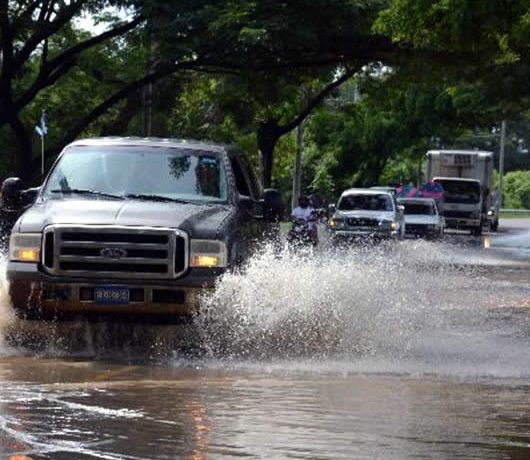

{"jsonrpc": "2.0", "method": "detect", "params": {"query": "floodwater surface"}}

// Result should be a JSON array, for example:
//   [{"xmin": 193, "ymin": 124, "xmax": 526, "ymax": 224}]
[{"xmin": 0, "ymin": 231, "xmax": 529, "ymax": 459}]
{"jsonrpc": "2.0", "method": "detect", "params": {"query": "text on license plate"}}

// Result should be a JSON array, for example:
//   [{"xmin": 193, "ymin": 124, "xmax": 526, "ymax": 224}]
[{"xmin": 94, "ymin": 286, "xmax": 130, "ymax": 304}]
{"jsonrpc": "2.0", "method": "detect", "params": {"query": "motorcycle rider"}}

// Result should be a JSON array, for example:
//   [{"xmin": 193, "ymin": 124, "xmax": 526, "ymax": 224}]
[{"xmin": 289, "ymin": 195, "xmax": 318, "ymax": 245}]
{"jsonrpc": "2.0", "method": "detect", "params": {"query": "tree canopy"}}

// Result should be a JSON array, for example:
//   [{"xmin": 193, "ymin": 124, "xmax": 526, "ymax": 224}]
[{"xmin": 0, "ymin": 0, "xmax": 528, "ymax": 205}]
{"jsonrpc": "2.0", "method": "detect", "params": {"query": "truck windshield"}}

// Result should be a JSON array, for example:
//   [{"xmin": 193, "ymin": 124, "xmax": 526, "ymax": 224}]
[
  {"xmin": 434, "ymin": 179, "xmax": 480, "ymax": 204},
  {"xmin": 44, "ymin": 146, "xmax": 229, "ymax": 203},
  {"xmin": 338, "ymin": 194, "xmax": 393, "ymax": 211},
  {"xmin": 402, "ymin": 203, "xmax": 434, "ymax": 215}
]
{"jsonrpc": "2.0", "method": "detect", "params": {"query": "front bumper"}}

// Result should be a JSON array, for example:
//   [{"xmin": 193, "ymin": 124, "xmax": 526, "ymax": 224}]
[
  {"xmin": 7, "ymin": 262, "xmax": 221, "ymax": 322},
  {"xmin": 404, "ymin": 224, "xmax": 440, "ymax": 237},
  {"xmin": 330, "ymin": 229, "xmax": 400, "ymax": 241},
  {"xmin": 444, "ymin": 217, "xmax": 480, "ymax": 229}
]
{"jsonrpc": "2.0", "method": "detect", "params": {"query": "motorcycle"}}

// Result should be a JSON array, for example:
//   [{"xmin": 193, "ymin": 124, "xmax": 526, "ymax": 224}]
[{"xmin": 286, "ymin": 217, "xmax": 318, "ymax": 248}]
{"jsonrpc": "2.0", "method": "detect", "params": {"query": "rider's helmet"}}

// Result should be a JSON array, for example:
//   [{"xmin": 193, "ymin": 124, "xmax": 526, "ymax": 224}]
[{"xmin": 298, "ymin": 195, "xmax": 309, "ymax": 208}]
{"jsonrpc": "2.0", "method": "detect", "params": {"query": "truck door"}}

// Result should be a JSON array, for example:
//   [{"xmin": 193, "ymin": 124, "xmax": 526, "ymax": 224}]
[{"xmin": 229, "ymin": 156, "xmax": 264, "ymax": 261}]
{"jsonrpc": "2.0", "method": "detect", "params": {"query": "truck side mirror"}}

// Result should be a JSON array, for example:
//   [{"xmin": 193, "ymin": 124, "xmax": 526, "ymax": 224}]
[
  {"xmin": 238, "ymin": 194, "xmax": 257, "ymax": 218},
  {"xmin": 23, "ymin": 187, "xmax": 41, "ymax": 205},
  {"xmin": 327, "ymin": 203, "xmax": 336, "ymax": 215},
  {"xmin": 1, "ymin": 177, "xmax": 25, "ymax": 210},
  {"xmin": 398, "ymin": 205, "xmax": 405, "ymax": 213},
  {"xmin": 262, "ymin": 188, "xmax": 284, "ymax": 222}
]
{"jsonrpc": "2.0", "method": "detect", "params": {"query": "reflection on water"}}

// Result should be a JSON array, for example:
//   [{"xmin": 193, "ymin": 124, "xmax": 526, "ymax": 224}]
[
  {"xmin": 490, "ymin": 230, "xmax": 530, "ymax": 259},
  {"xmin": 0, "ymin": 364, "xmax": 529, "ymax": 460}
]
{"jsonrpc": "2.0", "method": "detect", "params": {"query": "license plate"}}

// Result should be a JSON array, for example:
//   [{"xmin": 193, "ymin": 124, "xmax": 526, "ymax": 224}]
[{"xmin": 94, "ymin": 286, "xmax": 130, "ymax": 304}]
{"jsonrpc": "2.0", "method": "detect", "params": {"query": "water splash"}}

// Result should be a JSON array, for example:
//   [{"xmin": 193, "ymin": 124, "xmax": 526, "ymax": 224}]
[
  {"xmin": 0, "ymin": 255, "xmax": 15, "ymax": 355},
  {"xmin": 1, "ymin": 239, "xmax": 528, "ymax": 377},
  {"xmin": 197, "ymin": 242, "xmax": 477, "ymax": 357}
]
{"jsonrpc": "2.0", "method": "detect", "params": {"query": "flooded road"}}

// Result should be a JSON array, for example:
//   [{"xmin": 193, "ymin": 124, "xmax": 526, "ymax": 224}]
[{"xmin": 0, "ymin": 222, "xmax": 529, "ymax": 459}]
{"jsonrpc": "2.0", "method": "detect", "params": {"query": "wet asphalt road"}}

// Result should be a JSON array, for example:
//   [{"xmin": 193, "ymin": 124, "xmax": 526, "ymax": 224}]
[{"xmin": 0, "ymin": 219, "xmax": 529, "ymax": 459}]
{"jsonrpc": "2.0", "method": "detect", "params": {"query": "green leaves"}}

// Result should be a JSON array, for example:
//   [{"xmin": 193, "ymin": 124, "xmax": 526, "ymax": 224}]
[{"xmin": 504, "ymin": 171, "xmax": 530, "ymax": 209}]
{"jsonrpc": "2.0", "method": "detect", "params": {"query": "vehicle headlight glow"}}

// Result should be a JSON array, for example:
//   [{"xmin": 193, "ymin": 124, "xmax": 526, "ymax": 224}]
[
  {"xmin": 190, "ymin": 240, "xmax": 227, "ymax": 268},
  {"xmin": 9, "ymin": 233, "xmax": 42, "ymax": 262},
  {"xmin": 379, "ymin": 220, "xmax": 397, "ymax": 230},
  {"xmin": 329, "ymin": 218, "xmax": 346, "ymax": 229}
]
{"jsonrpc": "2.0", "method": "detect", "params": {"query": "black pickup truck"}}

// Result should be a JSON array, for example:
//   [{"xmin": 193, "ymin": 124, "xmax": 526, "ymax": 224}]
[{"xmin": 1, "ymin": 137, "xmax": 282, "ymax": 322}]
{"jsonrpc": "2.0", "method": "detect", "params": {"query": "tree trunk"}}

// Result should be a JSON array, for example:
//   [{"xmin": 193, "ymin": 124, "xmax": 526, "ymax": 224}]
[
  {"xmin": 257, "ymin": 121, "xmax": 282, "ymax": 188},
  {"xmin": 7, "ymin": 114, "xmax": 33, "ymax": 182},
  {"xmin": 100, "ymin": 91, "xmax": 142, "ymax": 136}
]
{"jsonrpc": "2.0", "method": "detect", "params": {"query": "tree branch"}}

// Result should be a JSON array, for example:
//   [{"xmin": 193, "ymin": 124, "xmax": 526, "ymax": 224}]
[
  {"xmin": 45, "ymin": 14, "xmax": 145, "ymax": 76},
  {"xmin": 279, "ymin": 66, "xmax": 359, "ymax": 135},
  {"xmin": 15, "ymin": 15, "xmax": 146, "ymax": 110},
  {"xmin": 0, "ymin": 0, "xmax": 13, "ymax": 71},
  {"xmin": 13, "ymin": 0, "xmax": 85, "ymax": 70},
  {"xmin": 38, "ymin": 61, "xmax": 197, "ymax": 165}
]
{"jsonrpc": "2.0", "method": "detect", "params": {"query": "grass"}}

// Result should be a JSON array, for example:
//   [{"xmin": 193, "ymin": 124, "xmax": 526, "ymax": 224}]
[{"xmin": 499, "ymin": 212, "xmax": 530, "ymax": 219}]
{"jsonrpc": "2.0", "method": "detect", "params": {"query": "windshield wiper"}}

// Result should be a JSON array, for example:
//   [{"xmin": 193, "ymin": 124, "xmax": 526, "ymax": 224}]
[
  {"xmin": 50, "ymin": 189, "xmax": 125, "ymax": 200},
  {"xmin": 124, "ymin": 193, "xmax": 191, "ymax": 204}
]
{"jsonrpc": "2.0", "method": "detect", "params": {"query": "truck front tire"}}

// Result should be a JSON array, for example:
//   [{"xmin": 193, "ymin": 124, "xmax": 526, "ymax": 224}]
[{"xmin": 471, "ymin": 226, "xmax": 482, "ymax": 237}]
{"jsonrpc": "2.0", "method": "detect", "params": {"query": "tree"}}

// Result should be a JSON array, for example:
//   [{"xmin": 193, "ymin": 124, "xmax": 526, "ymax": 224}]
[
  {"xmin": 2, "ymin": 0, "xmax": 400, "ymax": 184},
  {"xmin": 503, "ymin": 170, "xmax": 530, "ymax": 209},
  {"xmin": 0, "ymin": 0, "xmax": 151, "ymax": 179},
  {"xmin": 303, "ymin": 73, "xmax": 477, "ymax": 191},
  {"xmin": 374, "ymin": 0, "xmax": 530, "ymax": 114},
  {"xmin": 150, "ymin": 0, "xmax": 397, "ymax": 187}
]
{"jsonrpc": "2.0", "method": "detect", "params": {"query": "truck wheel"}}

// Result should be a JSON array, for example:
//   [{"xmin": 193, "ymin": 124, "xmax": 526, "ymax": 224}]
[
  {"xmin": 471, "ymin": 226, "xmax": 482, "ymax": 237},
  {"xmin": 490, "ymin": 219, "xmax": 499, "ymax": 232}
]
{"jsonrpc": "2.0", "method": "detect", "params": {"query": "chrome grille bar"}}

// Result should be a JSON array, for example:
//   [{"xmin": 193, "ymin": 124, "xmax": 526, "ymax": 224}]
[{"xmin": 42, "ymin": 224, "xmax": 188, "ymax": 279}]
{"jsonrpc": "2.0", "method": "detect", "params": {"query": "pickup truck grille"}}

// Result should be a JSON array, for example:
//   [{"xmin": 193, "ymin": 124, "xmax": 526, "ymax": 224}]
[
  {"xmin": 42, "ymin": 225, "xmax": 188, "ymax": 279},
  {"xmin": 444, "ymin": 210, "xmax": 472, "ymax": 219},
  {"xmin": 405, "ymin": 223, "xmax": 429, "ymax": 234},
  {"xmin": 346, "ymin": 217, "xmax": 379, "ymax": 228}
]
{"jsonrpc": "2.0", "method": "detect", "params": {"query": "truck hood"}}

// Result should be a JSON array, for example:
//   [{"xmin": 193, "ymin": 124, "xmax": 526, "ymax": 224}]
[
  {"xmin": 335, "ymin": 210, "xmax": 396, "ymax": 220},
  {"xmin": 15, "ymin": 198, "xmax": 235, "ymax": 239},
  {"xmin": 404, "ymin": 215, "xmax": 439, "ymax": 225},
  {"xmin": 442, "ymin": 202, "xmax": 479, "ymax": 211}
]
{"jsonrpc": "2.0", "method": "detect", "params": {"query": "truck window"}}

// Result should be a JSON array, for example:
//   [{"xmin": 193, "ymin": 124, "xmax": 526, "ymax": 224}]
[
  {"xmin": 402, "ymin": 203, "xmax": 434, "ymax": 215},
  {"xmin": 338, "ymin": 194, "xmax": 393, "ymax": 211},
  {"xmin": 434, "ymin": 179, "xmax": 480, "ymax": 204},
  {"xmin": 44, "ymin": 147, "xmax": 229, "ymax": 203},
  {"xmin": 230, "ymin": 158, "xmax": 251, "ymax": 196}
]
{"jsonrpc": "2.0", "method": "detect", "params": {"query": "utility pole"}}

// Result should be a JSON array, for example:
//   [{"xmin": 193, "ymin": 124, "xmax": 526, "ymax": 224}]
[
  {"xmin": 142, "ymin": 24, "xmax": 155, "ymax": 137},
  {"xmin": 291, "ymin": 87, "xmax": 311, "ymax": 211},
  {"xmin": 499, "ymin": 120, "xmax": 506, "ymax": 207},
  {"xmin": 291, "ymin": 121, "xmax": 304, "ymax": 210}
]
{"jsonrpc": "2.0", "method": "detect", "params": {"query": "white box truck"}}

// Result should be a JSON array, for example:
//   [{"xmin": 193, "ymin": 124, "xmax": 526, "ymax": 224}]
[{"xmin": 426, "ymin": 150, "xmax": 496, "ymax": 236}]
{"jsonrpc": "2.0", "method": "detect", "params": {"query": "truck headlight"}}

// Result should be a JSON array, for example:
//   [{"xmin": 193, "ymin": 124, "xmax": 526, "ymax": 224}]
[
  {"xmin": 379, "ymin": 220, "xmax": 397, "ymax": 230},
  {"xmin": 328, "ymin": 218, "xmax": 344, "ymax": 229},
  {"xmin": 9, "ymin": 233, "xmax": 42, "ymax": 262},
  {"xmin": 190, "ymin": 240, "xmax": 227, "ymax": 268}
]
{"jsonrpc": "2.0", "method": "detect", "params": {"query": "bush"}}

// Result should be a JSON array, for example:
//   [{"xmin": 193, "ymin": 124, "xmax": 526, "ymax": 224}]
[{"xmin": 503, "ymin": 170, "xmax": 530, "ymax": 209}]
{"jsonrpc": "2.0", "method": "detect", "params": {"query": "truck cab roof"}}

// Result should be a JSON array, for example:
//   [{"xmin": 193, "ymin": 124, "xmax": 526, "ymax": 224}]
[
  {"xmin": 426, "ymin": 149, "xmax": 493, "ymax": 157},
  {"xmin": 432, "ymin": 177, "xmax": 481, "ymax": 183},
  {"xmin": 66, "ymin": 136, "xmax": 227, "ymax": 153}
]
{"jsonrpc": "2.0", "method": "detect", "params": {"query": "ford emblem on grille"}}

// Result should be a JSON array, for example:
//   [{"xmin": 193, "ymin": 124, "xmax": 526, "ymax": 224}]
[{"xmin": 100, "ymin": 247, "xmax": 128, "ymax": 259}]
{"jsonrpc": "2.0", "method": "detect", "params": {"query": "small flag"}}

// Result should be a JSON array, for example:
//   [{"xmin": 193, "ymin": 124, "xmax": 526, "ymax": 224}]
[{"xmin": 35, "ymin": 111, "xmax": 47, "ymax": 137}]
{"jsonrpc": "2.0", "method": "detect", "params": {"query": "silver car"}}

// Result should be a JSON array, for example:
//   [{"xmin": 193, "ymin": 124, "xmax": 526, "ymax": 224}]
[
  {"xmin": 398, "ymin": 197, "xmax": 445, "ymax": 240},
  {"xmin": 328, "ymin": 189, "xmax": 405, "ymax": 242}
]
